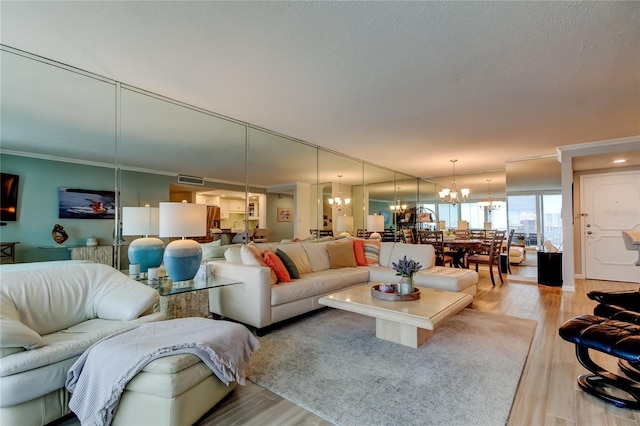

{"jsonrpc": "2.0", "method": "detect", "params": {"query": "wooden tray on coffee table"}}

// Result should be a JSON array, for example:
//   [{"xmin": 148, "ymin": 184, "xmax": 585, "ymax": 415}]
[{"xmin": 371, "ymin": 283, "xmax": 420, "ymax": 301}]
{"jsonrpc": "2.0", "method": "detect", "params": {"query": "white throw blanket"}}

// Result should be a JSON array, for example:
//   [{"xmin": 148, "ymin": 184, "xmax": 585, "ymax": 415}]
[{"xmin": 66, "ymin": 317, "xmax": 259, "ymax": 426}]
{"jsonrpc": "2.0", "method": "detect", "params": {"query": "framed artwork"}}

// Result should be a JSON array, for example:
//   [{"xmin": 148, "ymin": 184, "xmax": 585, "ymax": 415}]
[
  {"xmin": 277, "ymin": 207, "xmax": 292, "ymax": 222},
  {"xmin": 58, "ymin": 187, "xmax": 116, "ymax": 219}
]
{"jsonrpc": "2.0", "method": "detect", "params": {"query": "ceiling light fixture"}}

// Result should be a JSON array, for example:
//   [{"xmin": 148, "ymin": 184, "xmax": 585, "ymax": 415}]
[
  {"xmin": 478, "ymin": 179, "xmax": 501, "ymax": 211},
  {"xmin": 390, "ymin": 187, "xmax": 407, "ymax": 213},
  {"xmin": 439, "ymin": 159, "xmax": 469, "ymax": 206},
  {"xmin": 390, "ymin": 201, "xmax": 408, "ymax": 213},
  {"xmin": 613, "ymin": 159, "xmax": 627, "ymax": 163},
  {"xmin": 328, "ymin": 175, "xmax": 351, "ymax": 211}
]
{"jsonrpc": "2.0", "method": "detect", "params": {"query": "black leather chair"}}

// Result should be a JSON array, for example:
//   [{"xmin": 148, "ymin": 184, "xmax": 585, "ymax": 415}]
[
  {"xmin": 587, "ymin": 288, "xmax": 640, "ymax": 379},
  {"xmin": 559, "ymin": 314, "xmax": 640, "ymax": 409}
]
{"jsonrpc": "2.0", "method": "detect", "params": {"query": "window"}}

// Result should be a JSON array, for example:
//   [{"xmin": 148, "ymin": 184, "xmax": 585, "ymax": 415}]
[
  {"xmin": 438, "ymin": 204, "xmax": 459, "ymax": 229},
  {"xmin": 507, "ymin": 193, "xmax": 562, "ymax": 248}
]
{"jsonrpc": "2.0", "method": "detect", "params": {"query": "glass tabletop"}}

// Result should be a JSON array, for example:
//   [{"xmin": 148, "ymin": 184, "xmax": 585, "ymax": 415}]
[{"xmin": 130, "ymin": 273, "xmax": 241, "ymax": 296}]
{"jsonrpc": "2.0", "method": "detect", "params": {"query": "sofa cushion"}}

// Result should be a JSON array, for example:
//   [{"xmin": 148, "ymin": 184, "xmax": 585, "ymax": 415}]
[
  {"xmin": 301, "ymin": 242, "xmax": 331, "ymax": 272},
  {"xmin": 275, "ymin": 249, "xmax": 300, "ymax": 279},
  {"xmin": 326, "ymin": 241, "xmax": 357, "ymax": 269},
  {"xmin": 0, "ymin": 319, "xmax": 140, "ymax": 377},
  {"xmin": 270, "ymin": 268, "xmax": 369, "ymax": 306},
  {"xmin": 414, "ymin": 267, "xmax": 478, "ymax": 293},
  {"xmin": 276, "ymin": 244, "xmax": 313, "ymax": 274},
  {"xmin": 263, "ymin": 250, "xmax": 291, "ymax": 283},
  {"xmin": 388, "ymin": 243, "xmax": 436, "ymax": 269}
]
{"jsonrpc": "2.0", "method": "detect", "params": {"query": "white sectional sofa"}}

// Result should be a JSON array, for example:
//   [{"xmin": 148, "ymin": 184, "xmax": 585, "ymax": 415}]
[
  {"xmin": 208, "ymin": 240, "xmax": 478, "ymax": 332},
  {"xmin": 0, "ymin": 261, "xmax": 163, "ymax": 426}
]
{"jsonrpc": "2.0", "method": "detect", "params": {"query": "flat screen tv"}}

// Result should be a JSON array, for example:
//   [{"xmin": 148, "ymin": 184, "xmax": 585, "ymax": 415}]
[{"xmin": 0, "ymin": 173, "xmax": 19, "ymax": 222}]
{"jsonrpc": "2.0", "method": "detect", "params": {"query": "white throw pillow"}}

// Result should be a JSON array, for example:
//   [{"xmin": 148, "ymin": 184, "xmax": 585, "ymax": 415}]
[{"xmin": 224, "ymin": 246, "xmax": 243, "ymax": 264}]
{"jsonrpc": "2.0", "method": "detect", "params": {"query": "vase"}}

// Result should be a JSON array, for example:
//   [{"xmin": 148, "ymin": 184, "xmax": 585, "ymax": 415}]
[{"xmin": 399, "ymin": 275, "xmax": 414, "ymax": 295}]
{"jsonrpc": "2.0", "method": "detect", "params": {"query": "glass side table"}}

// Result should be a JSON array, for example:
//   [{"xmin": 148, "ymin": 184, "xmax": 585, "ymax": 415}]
[{"xmin": 128, "ymin": 272, "xmax": 241, "ymax": 319}]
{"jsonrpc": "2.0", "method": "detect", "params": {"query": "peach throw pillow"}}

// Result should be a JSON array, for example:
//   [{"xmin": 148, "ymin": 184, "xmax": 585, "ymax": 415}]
[{"xmin": 263, "ymin": 250, "xmax": 291, "ymax": 283}]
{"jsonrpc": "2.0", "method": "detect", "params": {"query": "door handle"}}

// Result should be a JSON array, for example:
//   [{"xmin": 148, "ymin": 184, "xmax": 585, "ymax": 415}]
[{"xmin": 587, "ymin": 231, "xmax": 593, "ymax": 235}]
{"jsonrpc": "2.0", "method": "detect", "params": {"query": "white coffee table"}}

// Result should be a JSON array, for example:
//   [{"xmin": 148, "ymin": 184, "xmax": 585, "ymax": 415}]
[{"xmin": 318, "ymin": 284, "xmax": 473, "ymax": 348}]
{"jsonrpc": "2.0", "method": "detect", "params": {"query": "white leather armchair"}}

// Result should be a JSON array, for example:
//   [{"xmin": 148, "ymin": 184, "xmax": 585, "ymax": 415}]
[{"xmin": 0, "ymin": 261, "xmax": 163, "ymax": 426}]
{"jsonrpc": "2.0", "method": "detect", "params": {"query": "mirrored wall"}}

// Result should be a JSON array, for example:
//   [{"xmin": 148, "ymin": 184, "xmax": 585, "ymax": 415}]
[{"xmin": 1, "ymin": 45, "xmax": 428, "ymax": 265}]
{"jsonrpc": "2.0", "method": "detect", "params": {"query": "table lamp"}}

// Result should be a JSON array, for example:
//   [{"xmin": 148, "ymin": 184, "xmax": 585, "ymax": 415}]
[
  {"xmin": 367, "ymin": 214, "xmax": 385, "ymax": 240},
  {"xmin": 336, "ymin": 215, "xmax": 354, "ymax": 237},
  {"xmin": 122, "ymin": 206, "xmax": 164, "ymax": 274},
  {"xmin": 159, "ymin": 201, "xmax": 207, "ymax": 282}
]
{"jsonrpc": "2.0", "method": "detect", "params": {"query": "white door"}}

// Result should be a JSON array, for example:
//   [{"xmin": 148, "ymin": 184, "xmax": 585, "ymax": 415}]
[{"xmin": 581, "ymin": 171, "xmax": 640, "ymax": 283}]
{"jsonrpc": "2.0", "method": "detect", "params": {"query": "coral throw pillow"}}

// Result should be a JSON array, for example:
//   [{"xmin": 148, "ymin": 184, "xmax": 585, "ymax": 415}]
[
  {"xmin": 353, "ymin": 239, "xmax": 367, "ymax": 266},
  {"xmin": 263, "ymin": 250, "xmax": 291, "ymax": 283},
  {"xmin": 326, "ymin": 241, "xmax": 358, "ymax": 269},
  {"xmin": 363, "ymin": 240, "xmax": 381, "ymax": 265}
]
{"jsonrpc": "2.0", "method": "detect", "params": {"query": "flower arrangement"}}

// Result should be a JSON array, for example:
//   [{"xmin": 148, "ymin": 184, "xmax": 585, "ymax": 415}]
[{"xmin": 392, "ymin": 255, "xmax": 422, "ymax": 277}]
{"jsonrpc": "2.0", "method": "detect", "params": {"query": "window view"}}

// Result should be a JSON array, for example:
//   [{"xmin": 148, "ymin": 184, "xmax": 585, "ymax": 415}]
[
  {"xmin": 541, "ymin": 194, "xmax": 562, "ymax": 248},
  {"xmin": 506, "ymin": 193, "xmax": 562, "ymax": 248}
]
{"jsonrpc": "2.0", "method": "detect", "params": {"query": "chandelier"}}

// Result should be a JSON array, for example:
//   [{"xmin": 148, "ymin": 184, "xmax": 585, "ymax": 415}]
[
  {"xmin": 390, "ymin": 201, "xmax": 407, "ymax": 213},
  {"xmin": 439, "ymin": 159, "xmax": 469, "ymax": 205},
  {"xmin": 328, "ymin": 175, "xmax": 350, "ymax": 211},
  {"xmin": 478, "ymin": 179, "xmax": 501, "ymax": 211}
]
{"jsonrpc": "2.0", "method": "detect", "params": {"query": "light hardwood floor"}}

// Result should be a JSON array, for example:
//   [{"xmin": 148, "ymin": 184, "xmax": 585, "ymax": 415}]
[{"xmin": 199, "ymin": 266, "xmax": 640, "ymax": 426}]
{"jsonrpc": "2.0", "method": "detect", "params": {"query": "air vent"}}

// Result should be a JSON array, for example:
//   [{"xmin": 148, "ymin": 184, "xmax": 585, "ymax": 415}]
[{"xmin": 177, "ymin": 175, "xmax": 204, "ymax": 185}]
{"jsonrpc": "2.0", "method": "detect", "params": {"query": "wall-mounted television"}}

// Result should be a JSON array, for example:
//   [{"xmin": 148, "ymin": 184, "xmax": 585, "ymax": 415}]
[{"xmin": 0, "ymin": 173, "xmax": 19, "ymax": 222}]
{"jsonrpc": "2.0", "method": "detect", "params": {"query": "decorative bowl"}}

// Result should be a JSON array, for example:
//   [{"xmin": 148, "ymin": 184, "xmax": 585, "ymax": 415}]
[{"xmin": 378, "ymin": 284, "xmax": 394, "ymax": 293}]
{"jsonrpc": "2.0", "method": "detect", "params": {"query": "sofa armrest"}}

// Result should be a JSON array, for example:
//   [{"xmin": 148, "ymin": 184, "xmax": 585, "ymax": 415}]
[{"xmin": 207, "ymin": 261, "xmax": 273, "ymax": 329}]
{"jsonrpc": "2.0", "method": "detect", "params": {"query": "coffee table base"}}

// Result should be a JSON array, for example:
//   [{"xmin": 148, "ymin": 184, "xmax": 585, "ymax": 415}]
[{"xmin": 376, "ymin": 318, "xmax": 434, "ymax": 348}]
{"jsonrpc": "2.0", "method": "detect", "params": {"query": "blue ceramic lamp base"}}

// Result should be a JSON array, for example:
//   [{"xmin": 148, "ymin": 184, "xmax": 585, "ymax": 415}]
[
  {"xmin": 163, "ymin": 239, "xmax": 202, "ymax": 282},
  {"xmin": 128, "ymin": 237, "xmax": 165, "ymax": 273}
]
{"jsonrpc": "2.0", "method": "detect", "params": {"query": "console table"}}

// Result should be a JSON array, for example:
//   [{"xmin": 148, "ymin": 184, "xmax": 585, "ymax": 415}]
[{"xmin": 0, "ymin": 242, "xmax": 19, "ymax": 264}]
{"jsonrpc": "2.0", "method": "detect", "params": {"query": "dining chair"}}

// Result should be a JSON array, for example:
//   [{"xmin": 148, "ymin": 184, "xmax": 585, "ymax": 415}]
[
  {"xmin": 418, "ymin": 230, "xmax": 453, "ymax": 267},
  {"xmin": 501, "ymin": 229, "xmax": 516, "ymax": 274},
  {"xmin": 252, "ymin": 228, "xmax": 269, "ymax": 243},
  {"xmin": 450, "ymin": 229, "xmax": 471, "ymax": 240},
  {"xmin": 467, "ymin": 230, "xmax": 507, "ymax": 286},
  {"xmin": 402, "ymin": 228, "xmax": 415, "ymax": 244}
]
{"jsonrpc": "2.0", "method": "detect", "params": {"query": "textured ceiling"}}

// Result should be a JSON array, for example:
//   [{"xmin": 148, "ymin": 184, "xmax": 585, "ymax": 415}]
[{"xmin": 1, "ymin": 1, "xmax": 639, "ymax": 178}]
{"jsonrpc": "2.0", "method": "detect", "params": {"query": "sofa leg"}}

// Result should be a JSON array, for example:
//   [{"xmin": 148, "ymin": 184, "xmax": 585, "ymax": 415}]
[{"xmin": 575, "ymin": 345, "xmax": 640, "ymax": 409}]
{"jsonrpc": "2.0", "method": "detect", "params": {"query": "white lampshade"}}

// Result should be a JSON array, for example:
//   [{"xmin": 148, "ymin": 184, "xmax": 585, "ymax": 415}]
[
  {"xmin": 336, "ymin": 215, "xmax": 354, "ymax": 233},
  {"xmin": 484, "ymin": 221, "xmax": 492, "ymax": 230},
  {"xmin": 122, "ymin": 206, "xmax": 159, "ymax": 237},
  {"xmin": 438, "ymin": 220, "xmax": 446, "ymax": 231},
  {"xmin": 367, "ymin": 214, "xmax": 385, "ymax": 239},
  {"xmin": 458, "ymin": 220, "xmax": 469, "ymax": 230},
  {"xmin": 159, "ymin": 202, "xmax": 207, "ymax": 238}
]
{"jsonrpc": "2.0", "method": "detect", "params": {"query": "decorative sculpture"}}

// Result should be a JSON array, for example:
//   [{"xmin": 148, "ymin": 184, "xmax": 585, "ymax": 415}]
[
  {"xmin": 543, "ymin": 240, "xmax": 558, "ymax": 253},
  {"xmin": 52, "ymin": 224, "xmax": 69, "ymax": 245}
]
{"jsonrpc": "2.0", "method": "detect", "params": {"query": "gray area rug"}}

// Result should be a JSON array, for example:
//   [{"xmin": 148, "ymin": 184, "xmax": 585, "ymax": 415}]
[{"xmin": 247, "ymin": 308, "xmax": 537, "ymax": 426}]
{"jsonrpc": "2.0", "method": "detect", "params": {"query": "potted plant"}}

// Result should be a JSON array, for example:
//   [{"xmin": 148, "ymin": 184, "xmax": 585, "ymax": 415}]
[{"xmin": 392, "ymin": 255, "xmax": 423, "ymax": 295}]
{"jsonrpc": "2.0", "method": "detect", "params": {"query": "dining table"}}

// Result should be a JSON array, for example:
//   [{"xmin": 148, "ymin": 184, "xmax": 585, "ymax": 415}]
[{"xmin": 443, "ymin": 239, "xmax": 486, "ymax": 268}]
